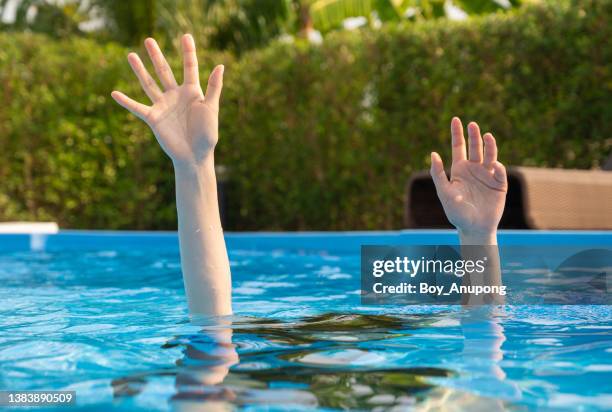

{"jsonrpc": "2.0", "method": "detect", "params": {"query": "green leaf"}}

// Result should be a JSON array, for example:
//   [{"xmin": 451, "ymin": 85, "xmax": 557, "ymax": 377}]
[
  {"xmin": 311, "ymin": 0, "xmax": 375, "ymax": 32},
  {"xmin": 454, "ymin": 0, "xmax": 509, "ymax": 14}
]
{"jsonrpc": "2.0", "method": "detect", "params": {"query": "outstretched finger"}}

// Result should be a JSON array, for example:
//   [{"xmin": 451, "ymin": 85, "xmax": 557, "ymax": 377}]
[
  {"xmin": 144, "ymin": 37, "xmax": 178, "ymax": 90},
  {"xmin": 127, "ymin": 53, "xmax": 163, "ymax": 102},
  {"xmin": 111, "ymin": 91, "xmax": 150, "ymax": 121},
  {"xmin": 483, "ymin": 133, "xmax": 497, "ymax": 168},
  {"xmin": 430, "ymin": 152, "xmax": 450, "ymax": 197},
  {"xmin": 204, "ymin": 65, "xmax": 224, "ymax": 109},
  {"xmin": 182, "ymin": 34, "xmax": 199, "ymax": 85},
  {"xmin": 451, "ymin": 117, "xmax": 467, "ymax": 164},
  {"xmin": 467, "ymin": 122, "xmax": 483, "ymax": 163}
]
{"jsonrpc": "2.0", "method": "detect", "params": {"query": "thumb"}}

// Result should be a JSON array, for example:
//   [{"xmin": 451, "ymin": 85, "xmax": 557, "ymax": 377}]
[
  {"xmin": 430, "ymin": 152, "xmax": 450, "ymax": 196},
  {"xmin": 204, "ymin": 64, "xmax": 224, "ymax": 109},
  {"xmin": 492, "ymin": 161, "xmax": 508, "ymax": 188}
]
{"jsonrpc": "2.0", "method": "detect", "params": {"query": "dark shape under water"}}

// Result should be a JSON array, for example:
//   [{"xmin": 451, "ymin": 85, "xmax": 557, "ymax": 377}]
[
  {"xmin": 229, "ymin": 312, "xmax": 443, "ymax": 344},
  {"xmin": 112, "ymin": 313, "xmax": 455, "ymax": 409}
]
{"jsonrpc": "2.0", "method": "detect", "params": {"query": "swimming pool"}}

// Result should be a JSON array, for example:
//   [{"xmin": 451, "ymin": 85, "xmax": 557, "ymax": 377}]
[{"xmin": 1, "ymin": 230, "xmax": 610, "ymax": 411}]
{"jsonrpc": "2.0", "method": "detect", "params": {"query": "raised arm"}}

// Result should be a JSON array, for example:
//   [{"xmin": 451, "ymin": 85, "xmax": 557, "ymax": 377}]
[
  {"xmin": 430, "ymin": 117, "xmax": 508, "ymax": 304},
  {"xmin": 111, "ymin": 34, "xmax": 231, "ymax": 316}
]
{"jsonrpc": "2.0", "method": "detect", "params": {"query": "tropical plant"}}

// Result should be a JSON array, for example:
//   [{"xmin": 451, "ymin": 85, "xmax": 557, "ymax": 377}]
[
  {"xmin": 0, "ymin": 0, "xmax": 156, "ymax": 43},
  {"xmin": 156, "ymin": 0, "xmax": 295, "ymax": 53},
  {"xmin": 0, "ymin": 0, "xmax": 522, "ymax": 53},
  {"xmin": 0, "ymin": 0, "xmax": 293, "ymax": 51},
  {"xmin": 309, "ymin": 0, "xmax": 523, "ymax": 33},
  {"xmin": 0, "ymin": 0, "xmax": 84, "ymax": 38}
]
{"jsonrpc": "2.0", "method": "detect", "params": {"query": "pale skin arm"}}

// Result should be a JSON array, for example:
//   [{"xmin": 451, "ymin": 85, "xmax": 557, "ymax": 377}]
[
  {"xmin": 111, "ymin": 34, "xmax": 231, "ymax": 316},
  {"xmin": 430, "ymin": 117, "xmax": 508, "ymax": 304}
]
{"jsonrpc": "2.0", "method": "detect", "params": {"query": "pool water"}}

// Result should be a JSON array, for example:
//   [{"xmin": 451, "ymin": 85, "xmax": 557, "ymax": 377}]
[{"xmin": 0, "ymin": 231, "xmax": 611, "ymax": 411}]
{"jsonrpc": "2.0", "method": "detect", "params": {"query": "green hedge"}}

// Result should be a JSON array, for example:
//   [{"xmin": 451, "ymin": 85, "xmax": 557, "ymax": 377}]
[
  {"xmin": 0, "ymin": 35, "xmax": 231, "ymax": 229},
  {"xmin": 1, "ymin": 0, "xmax": 610, "ymax": 230}
]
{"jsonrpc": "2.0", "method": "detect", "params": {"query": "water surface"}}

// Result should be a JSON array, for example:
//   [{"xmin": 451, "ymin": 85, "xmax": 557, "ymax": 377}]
[{"xmin": 0, "ymin": 232, "xmax": 610, "ymax": 411}]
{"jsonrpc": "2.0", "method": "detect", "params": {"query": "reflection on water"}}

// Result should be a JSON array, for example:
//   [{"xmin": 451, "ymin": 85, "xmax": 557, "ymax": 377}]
[
  {"xmin": 2, "ymin": 247, "xmax": 611, "ymax": 411},
  {"xmin": 112, "ymin": 313, "xmax": 512, "ymax": 410}
]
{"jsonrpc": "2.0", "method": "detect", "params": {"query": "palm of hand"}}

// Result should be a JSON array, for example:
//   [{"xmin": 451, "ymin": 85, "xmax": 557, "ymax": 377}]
[
  {"xmin": 148, "ymin": 85, "xmax": 218, "ymax": 165},
  {"xmin": 111, "ymin": 34, "xmax": 224, "ymax": 168},
  {"xmin": 443, "ymin": 160, "xmax": 507, "ymax": 233},
  {"xmin": 430, "ymin": 118, "xmax": 508, "ymax": 235}
]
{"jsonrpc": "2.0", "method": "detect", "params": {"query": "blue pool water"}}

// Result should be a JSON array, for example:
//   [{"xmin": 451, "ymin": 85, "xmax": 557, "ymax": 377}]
[{"xmin": 0, "ymin": 230, "xmax": 611, "ymax": 411}]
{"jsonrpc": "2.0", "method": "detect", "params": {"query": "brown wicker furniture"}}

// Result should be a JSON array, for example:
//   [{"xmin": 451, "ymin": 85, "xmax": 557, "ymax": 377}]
[{"xmin": 405, "ymin": 167, "xmax": 612, "ymax": 230}]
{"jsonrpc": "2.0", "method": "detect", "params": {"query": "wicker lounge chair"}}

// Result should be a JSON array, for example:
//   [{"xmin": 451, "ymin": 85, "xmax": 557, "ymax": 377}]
[{"xmin": 405, "ymin": 167, "xmax": 612, "ymax": 230}]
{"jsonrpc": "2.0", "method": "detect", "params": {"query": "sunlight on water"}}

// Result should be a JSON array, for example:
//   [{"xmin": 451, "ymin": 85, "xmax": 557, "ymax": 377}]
[{"xmin": 0, "ymin": 246, "xmax": 610, "ymax": 411}]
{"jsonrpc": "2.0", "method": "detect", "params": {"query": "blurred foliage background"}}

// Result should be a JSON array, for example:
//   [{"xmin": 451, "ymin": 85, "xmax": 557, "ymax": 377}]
[
  {"xmin": 1, "ymin": 0, "xmax": 523, "ymax": 53},
  {"xmin": 0, "ymin": 0, "xmax": 610, "ymax": 229}
]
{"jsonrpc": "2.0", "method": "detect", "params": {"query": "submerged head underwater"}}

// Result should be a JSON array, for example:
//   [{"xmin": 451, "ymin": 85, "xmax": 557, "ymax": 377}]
[{"xmin": 1, "ymin": 1, "xmax": 612, "ymax": 410}]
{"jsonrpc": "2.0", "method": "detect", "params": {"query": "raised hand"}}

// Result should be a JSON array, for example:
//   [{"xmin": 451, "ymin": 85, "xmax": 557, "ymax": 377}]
[
  {"xmin": 430, "ymin": 117, "xmax": 508, "ymax": 244},
  {"xmin": 111, "ymin": 34, "xmax": 232, "ymax": 316},
  {"xmin": 111, "ymin": 34, "xmax": 223, "ymax": 169}
]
